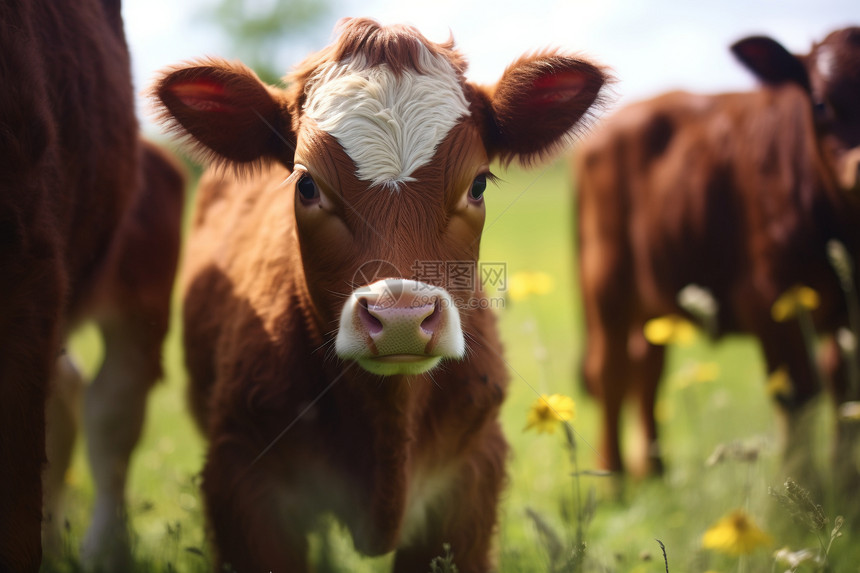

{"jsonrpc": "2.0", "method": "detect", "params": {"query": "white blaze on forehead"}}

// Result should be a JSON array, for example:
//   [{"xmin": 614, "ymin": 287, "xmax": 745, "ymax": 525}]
[{"xmin": 303, "ymin": 51, "xmax": 470, "ymax": 187}]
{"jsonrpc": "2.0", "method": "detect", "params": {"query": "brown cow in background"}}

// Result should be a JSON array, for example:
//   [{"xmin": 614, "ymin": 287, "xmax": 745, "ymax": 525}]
[
  {"xmin": 577, "ymin": 27, "xmax": 860, "ymax": 492},
  {"xmin": 0, "ymin": 1, "xmax": 183, "ymax": 571},
  {"xmin": 154, "ymin": 17, "xmax": 608, "ymax": 572}
]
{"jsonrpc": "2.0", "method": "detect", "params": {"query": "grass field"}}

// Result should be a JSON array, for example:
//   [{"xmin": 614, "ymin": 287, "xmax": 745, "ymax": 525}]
[{"xmin": 48, "ymin": 157, "xmax": 859, "ymax": 572}]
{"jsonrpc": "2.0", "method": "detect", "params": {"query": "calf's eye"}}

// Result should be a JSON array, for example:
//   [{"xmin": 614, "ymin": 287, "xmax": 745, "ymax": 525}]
[
  {"xmin": 812, "ymin": 98, "xmax": 835, "ymax": 122},
  {"xmin": 814, "ymin": 100, "xmax": 827, "ymax": 113},
  {"xmin": 297, "ymin": 174, "xmax": 320, "ymax": 202},
  {"xmin": 469, "ymin": 174, "xmax": 487, "ymax": 202}
]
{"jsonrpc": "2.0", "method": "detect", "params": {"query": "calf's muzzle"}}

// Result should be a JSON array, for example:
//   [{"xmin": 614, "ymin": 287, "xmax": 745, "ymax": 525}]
[{"xmin": 335, "ymin": 278, "xmax": 465, "ymax": 375}]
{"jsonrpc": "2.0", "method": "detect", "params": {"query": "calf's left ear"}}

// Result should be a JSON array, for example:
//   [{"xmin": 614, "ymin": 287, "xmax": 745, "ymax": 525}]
[{"xmin": 480, "ymin": 53, "xmax": 609, "ymax": 166}]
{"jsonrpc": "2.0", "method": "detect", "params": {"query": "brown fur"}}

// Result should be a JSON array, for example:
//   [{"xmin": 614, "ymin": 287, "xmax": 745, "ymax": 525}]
[
  {"xmin": 155, "ymin": 18, "xmax": 608, "ymax": 572},
  {"xmin": 576, "ymin": 28, "xmax": 860, "ymax": 488},
  {"xmin": 0, "ymin": 2, "xmax": 184, "ymax": 570}
]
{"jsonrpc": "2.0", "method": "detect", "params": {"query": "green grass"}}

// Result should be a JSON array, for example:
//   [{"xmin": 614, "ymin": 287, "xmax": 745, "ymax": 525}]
[{"xmin": 49, "ymin": 158, "xmax": 859, "ymax": 572}]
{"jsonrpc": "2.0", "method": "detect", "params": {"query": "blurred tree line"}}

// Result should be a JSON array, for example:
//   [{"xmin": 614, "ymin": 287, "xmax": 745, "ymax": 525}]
[{"xmin": 200, "ymin": 0, "xmax": 335, "ymax": 84}]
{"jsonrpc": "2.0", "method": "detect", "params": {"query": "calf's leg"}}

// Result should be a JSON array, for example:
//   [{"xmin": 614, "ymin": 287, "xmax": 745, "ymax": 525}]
[
  {"xmin": 203, "ymin": 447, "xmax": 312, "ymax": 572},
  {"xmin": 393, "ymin": 425, "xmax": 506, "ymax": 573},
  {"xmin": 42, "ymin": 354, "xmax": 84, "ymax": 555}
]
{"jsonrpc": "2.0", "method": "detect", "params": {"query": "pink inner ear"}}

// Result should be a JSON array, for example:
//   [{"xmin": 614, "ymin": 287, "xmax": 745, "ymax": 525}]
[
  {"xmin": 529, "ymin": 71, "xmax": 586, "ymax": 105},
  {"xmin": 169, "ymin": 79, "xmax": 238, "ymax": 113}
]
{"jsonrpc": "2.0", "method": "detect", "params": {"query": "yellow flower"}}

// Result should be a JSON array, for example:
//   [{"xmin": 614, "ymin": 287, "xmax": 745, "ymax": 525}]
[
  {"xmin": 771, "ymin": 285, "xmax": 820, "ymax": 322},
  {"xmin": 507, "ymin": 271, "xmax": 555, "ymax": 302},
  {"xmin": 643, "ymin": 315, "xmax": 697, "ymax": 346},
  {"xmin": 766, "ymin": 366, "xmax": 793, "ymax": 399},
  {"xmin": 702, "ymin": 509, "xmax": 772, "ymax": 556},
  {"xmin": 524, "ymin": 393, "xmax": 575, "ymax": 434}
]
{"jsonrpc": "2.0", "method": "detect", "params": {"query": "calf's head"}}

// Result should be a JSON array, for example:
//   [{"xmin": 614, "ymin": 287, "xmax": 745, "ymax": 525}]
[
  {"xmin": 732, "ymin": 26, "xmax": 860, "ymax": 192},
  {"xmin": 154, "ymin": 18, "xmax": 607, "ymax": 376}
]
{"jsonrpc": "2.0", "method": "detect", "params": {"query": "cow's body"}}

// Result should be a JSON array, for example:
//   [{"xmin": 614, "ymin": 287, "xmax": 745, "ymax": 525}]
[
  {"xmin": 577, "ymin": 28, "xmax": 860, "ymax": 486},
  {"xmin": 155, "ymin": 18, "xmax": 608, "ymax": 572},
  {"xmin": 0, "ymin": 1, "xmax": 183, "ymax": 570}
]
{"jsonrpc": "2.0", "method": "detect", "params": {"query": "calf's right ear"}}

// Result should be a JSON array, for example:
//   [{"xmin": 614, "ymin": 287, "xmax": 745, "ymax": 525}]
[
  {"xmin": 731, "ymin": 36, "xmax": 810, "ymax": 91},
  {"xmin": 152, "ymin": 59, "xmax": 296, "ymax": 166},
  {"xmin": 479, "ymin": 53, "xmax": 610, "ymax": 167}
]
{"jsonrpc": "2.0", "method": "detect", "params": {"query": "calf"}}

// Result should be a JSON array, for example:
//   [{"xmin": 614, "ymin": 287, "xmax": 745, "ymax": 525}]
[
  {"xmin": 576, "ymin": 28, "xmax": 860, "ymax": 488},
  {"xmin": 154, "ymin": 17, "xmax": 607, "ymax": 572},
  {"xmin": 0, "ymin": 1, "xmax": 183, "ymax": 570}
]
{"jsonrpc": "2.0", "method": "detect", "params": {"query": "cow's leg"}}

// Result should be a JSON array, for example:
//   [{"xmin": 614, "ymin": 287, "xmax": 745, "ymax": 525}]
[
  {"xmin": 203, "ymin": 447, "xmax": 311, "ymax": 572},
  {"xmin": 0, "ymin": 362, "xmax": 50, "ymax": 573},
  {"xmin": 0, "ymin": 247, "xmax": 64, "ymax": 573},
  {"xmin": 581, "ymin": 303, "xmax": 633, "ymax": 475},
  {"xmin": 628, "ymin": 327, "xmax": 666, "ymax": 476},
  {"xmin": 0, "ymin": 351, "xmax": 51, "ymax": 573},
  {"xmin": 392, "ymin": 425, "xmax": 506, "ymax": 573},
  {"xmin": 579, "ymin": 217, "xmax": 635, "ymax": 477},
  {"xmin": 80, "ymin": 141, "xmax": 182, "ymax": 568},
  {"xmin": 759, "ymin": 324, "xmax": 822, "ymax": 492},
  {"xmin": 819, "ymin": 337, "xmax": 860, "ymax": 497},
  {"xmin": 80, "ymin": 317, "xmax": 164, "ymax": 569},
  {"xmin": 42, "ymin": 353, "xmax": 84, "ymax": 555}
]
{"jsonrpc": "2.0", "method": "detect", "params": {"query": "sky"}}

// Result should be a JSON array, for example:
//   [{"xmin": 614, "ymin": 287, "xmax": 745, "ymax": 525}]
[{"xmin": 123, "ymin": 0, "xmax": 860, "ymax": 134}]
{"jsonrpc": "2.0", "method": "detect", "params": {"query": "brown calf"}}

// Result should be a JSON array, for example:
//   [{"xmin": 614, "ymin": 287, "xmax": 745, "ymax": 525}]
[
  {"xmin": 577, "ymin": 28, "xmax": 860, "ymax": 488},
  {"xmin": 0, "ymin": 1, "xmax": 183, "ymax": 570},
  {"xmin": 154, "ymin": 18, "xmax": 608, "ymax": 572}
]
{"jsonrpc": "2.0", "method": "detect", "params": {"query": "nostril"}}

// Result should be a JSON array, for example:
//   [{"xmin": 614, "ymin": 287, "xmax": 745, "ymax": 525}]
[
  {"xmin": 357, "ymin": 297, "xmax": 383, "ymax": 335},
  {"xmin": 420, "ymin": 299, "xmax": 442, "ymax": 335}
]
